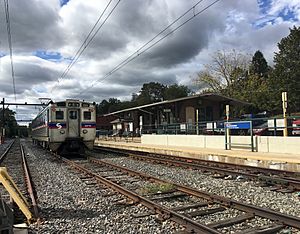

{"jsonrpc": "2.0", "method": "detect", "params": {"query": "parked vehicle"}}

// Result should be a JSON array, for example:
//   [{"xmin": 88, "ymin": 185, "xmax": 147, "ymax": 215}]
[
  {"xmin": 252, "ymin": 122, "xmax": 269, "ymax": 136},
  {"xmin": 292, "ymin": 119, "xmax": 300, "ymax": 135}
]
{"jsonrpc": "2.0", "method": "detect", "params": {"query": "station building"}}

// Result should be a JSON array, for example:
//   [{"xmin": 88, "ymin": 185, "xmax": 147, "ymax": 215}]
[{"xmin": 98, "ymin": 93, "xmax": 249, "ymax": 135}]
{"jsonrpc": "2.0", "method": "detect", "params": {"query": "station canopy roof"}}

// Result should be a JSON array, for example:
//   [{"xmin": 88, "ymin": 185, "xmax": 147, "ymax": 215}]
[{"xmin": 104, "ymin": 93, "xmax": 250, "ymax": 116}]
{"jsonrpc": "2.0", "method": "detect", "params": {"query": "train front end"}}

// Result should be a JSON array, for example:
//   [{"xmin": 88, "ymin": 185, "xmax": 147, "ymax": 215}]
[{"xmin": 49, "ymin": 100, "xmax": 96, "ymax": 155}]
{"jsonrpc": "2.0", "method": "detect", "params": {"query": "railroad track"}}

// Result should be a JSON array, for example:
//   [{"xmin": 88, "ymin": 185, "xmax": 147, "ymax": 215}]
[
  {"xmin": 0, "ymin": 139, "xmax": 40, "ymax": 223},
  {"xmin": 94, "ymin": 146, "xmax": 300, "ymax": 193},
  {"xmin": 56, "ymin": 154, "xmax": 300, "ymax": 233}
]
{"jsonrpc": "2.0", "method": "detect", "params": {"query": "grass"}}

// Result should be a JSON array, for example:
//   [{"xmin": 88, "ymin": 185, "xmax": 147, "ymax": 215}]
[{"xmin": 139, "ymin": 182, "xmax": 176, "ymax": 195}]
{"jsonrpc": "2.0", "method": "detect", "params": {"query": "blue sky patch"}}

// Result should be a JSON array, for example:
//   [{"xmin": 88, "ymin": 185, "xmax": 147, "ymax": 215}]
[
  {"xmin": 258, "ymin": 0, "xmax": 272, "ymax": 14},
  {"xmin": 34, "ymin": 50, "xmax": 62, "ymax": 61},
  {"xmin": 278, "ymin": 7, "xmax": 297, "ymax": 22},
  {"xmin": 254, "ymin": 0, "xmax": 299, "ymax": 28},
  {"xmin": 0, "ymin": 51, "xmax": 6, "ymax": 58},
  {"xmin": 60, "ymin": 0, "xmax": 70, "ymax": 7},
  {"xmin": 33, "ymin": 86, "xmax": 48, "ymax": 94}
]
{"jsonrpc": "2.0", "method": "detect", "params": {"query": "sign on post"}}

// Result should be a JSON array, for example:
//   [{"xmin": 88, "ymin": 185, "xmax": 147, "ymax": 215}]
[
  {"xmin": 225, "ymin": 121, "xmax": 254, "ymax": 152},
  {"xmin": 225, "ymin": 121, "xmax": 251, "ymax": 129}
]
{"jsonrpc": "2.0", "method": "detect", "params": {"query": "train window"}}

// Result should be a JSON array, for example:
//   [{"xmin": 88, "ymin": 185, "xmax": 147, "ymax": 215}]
[
  {"xmin": 56, "ymin": 111, "xmax": 64, "ymax": 120},
  {"xmin": 83, "ymin": 111, "xmax": 91, "ymax": 120},
  {"xmin": 82, "ymin": 103, "xmax": 90, "ymax": 107},
  {"xmin": 68, "ymin": 102, "xmax": 80, "ymax": 107},
  {"xmin": 69, "ymin": 111, "xmax": 77, "ymax": 119},
  {"xmin": 57, "ymin": 102, "xmax": 66, "ymax": 107}
]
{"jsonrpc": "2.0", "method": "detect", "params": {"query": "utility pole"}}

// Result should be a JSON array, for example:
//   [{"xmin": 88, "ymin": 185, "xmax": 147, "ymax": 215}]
[
  {"xmin": 1, "ymin": 98, "xmax": 5, "ymax": 144},
  {"xmin": 282, "ymin": 92, "xmax": 288, "ymax": 137}
]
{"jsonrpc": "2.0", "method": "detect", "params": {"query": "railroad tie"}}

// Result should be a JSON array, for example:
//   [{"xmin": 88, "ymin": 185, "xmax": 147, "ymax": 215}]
[
  {"xmin": 185, "ymin": 206, "xmax": 226, "ymax": 218},
  {"xmin": 234, "ymin": 223, "xmax": 285, "ymax": 234},
  {"xmin": 208, "ymin": 213, "xmax": 255, "ymax": 229},
  {"xmin": 149, "ymin": 193, "xmax": 187, "ymax": 201}
]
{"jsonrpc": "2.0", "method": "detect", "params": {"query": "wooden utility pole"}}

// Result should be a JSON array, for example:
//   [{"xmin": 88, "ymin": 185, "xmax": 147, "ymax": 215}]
[{"xmin": 1, "ymin": 98, "xmax": 5, "ymax": 143}]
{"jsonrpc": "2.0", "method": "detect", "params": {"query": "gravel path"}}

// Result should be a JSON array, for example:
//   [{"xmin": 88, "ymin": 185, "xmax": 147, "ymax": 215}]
[
  {"xmin": 22, "ymin": 140, "xmax": 182, "ymax": 233},
  {"xmin": 99, "ymin": 154, "xmax": 300, "ymax": 219}
]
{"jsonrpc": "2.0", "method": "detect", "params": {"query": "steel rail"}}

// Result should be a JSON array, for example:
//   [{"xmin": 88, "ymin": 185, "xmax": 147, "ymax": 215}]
[
  {"xmin": 20, "ymin": 144, "xmax": 40, "ymax": 221},
  {"xmin": 94, "ymin": 146, "xmax": 300, "ymax": 177},
  {"xmin": 128, "ymin": 153, "xmax": 300, "ymax": 190},
  {"xmin": 89, "ymin": 157, "xmax": 300, "ymax": 229},
  {"xmin": 93, "ymin": 146, "xmax": 300, "ymax": 189},
  {"xmin": 60, "ymin": 156, "xmax": 221, "ymax": 234},
  {"xmin": 0, "ymin": 139, "xmax": 15, "ymax": 163}
]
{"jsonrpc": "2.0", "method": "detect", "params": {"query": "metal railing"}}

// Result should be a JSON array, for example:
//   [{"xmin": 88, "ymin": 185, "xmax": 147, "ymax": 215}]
[{"xmin": 140, "ymin": 116, "xmax": 300, "ymax": 137}]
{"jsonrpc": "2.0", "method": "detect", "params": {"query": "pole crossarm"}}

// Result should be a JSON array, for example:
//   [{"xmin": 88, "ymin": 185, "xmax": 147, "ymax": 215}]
[{"xmin": 0, "ymin": 101, "xmax": 47, "ymax": 106}]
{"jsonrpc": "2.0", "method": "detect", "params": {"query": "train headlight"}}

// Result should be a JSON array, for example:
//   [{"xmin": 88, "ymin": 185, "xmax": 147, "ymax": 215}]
[
  {"xmin": 60, "ymin": 130, "xmax": 65, "ymax": 134},
  {"xmin": 83, "ymin": 129, "xmax": 88, "ymax": 134}
]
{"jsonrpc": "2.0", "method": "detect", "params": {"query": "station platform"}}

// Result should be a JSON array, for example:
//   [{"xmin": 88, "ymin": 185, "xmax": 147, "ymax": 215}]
[{"xmin": 94, "ymin": 138, "xmax": 300, "ymax": 172}]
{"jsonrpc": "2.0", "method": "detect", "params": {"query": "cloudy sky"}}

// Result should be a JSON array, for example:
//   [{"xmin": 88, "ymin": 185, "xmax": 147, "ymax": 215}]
[{"xmin": 0, "ymin": 0, "xmax": 299, "ymax": 122}]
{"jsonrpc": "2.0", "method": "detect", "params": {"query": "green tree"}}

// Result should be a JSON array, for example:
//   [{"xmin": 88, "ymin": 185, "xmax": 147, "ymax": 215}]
[
  {"xmin": 241, "ymin": 51, "xmax": 271, "ymax": 112},
  {"xmin": 0, "ymin": 108, "xmax": 18, "ymax": 137},
  {"xmin": 136, "ymin": 82, "xmax": 166, "ymax": 105},
  {"xmin": 107, "ymin": 98, "xmax": 122, "ymax": 113},
  {"xmin": 96, "ymin": 99, "xmax": 110, "ymax": 116},
  {"xmin": 249, "ymin": 50, "xmax": 269, "ymax": 77},
  {"xmin": 164, "ymin": 84, "xmax": 190, "ymax": 100},
  {"xmin": 271, "ymin": 26, "xmax": 300, "ymax": 113},
  {"xmin": 96, "ymin": 98, "xmax": 127, "ymax": 115},
  {"xmin": 194, "ymin": 50, "xmax": 275, "ymax": 113}
]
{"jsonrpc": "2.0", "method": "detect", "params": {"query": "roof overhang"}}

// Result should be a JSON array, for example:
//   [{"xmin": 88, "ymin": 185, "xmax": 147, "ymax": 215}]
[{"xmin": 104, "ymin": 93, "xmax": 251, "ymax": 116}]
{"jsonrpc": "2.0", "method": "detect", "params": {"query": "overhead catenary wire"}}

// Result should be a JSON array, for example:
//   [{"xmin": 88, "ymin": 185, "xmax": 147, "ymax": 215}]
[
  {"xmin": 3, "ymin": 0, "xmax": 16, "ymax": 102},
  {"xmin": 50, "ymin": 0, "xmax": 121, "ymax": 94},
  {"xmin": 78, "ymin": 0, "xmax": 221, "ymax": 96}
]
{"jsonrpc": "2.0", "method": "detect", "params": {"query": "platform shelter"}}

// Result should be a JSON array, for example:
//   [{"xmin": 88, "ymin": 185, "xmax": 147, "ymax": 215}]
[{"xmin": 100, "ymin": 93, "xmax": 249, "ymax": 135}]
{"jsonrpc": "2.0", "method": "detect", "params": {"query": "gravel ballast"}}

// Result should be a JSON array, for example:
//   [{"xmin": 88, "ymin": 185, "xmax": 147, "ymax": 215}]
[
  {"xmin": 2, "ymin": 140, "xmax": 300, "ymax": 233},
  {"xmin": 22, "ymin": 141, "xmax": 182, "ymax": 233},
  {"xmin": 99, "ymin": 155, "xmax": 300, "ymax": 219}
]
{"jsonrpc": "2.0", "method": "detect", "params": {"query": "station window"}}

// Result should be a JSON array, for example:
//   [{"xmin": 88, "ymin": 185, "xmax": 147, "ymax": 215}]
[
  {"xmin": 56, "ymin": 111, "xmax": 64, "ymax": 120},
  {"xmin": 69, "ymin": 111, "xmax": 77, "ymax": 119},
  {"xmin": 83, "ymin": 111, "xmax": 91, "ymax": 120}
]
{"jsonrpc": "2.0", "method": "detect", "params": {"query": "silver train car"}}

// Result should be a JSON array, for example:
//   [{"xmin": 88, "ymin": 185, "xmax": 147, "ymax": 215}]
[{"xmin": 31, "ymin": 99, "xmax": 96, "ymax": 155}]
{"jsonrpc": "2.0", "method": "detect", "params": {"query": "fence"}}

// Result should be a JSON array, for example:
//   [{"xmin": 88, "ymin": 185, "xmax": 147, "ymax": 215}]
[{"xmin": 141, "ymin": 116, "xmax": 300, "ymax": 137}]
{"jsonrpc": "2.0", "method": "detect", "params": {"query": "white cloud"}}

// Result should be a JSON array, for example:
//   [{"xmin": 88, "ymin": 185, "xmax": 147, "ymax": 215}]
[{"xmin": 0, "ymin": 0, "xmax": 299, "ymax": 121}]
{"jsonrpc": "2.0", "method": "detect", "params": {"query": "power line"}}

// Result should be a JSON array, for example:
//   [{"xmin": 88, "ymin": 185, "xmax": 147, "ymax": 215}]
[
  {"xmin": 3, "ymin": 0, "xmax": 16, "ymax": 102},
  {"xmin": 50, "ymin": 0, "xmax": 121, "ymax": 93},
  {"xmin": 78, "ymin": 0, "xmax": 221, "ymax": 96}
]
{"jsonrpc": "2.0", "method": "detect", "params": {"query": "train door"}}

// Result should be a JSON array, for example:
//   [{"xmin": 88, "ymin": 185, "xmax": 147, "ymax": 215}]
[{"xmin": 68, "ymin": 109, "xmax": 80, "ymax": 137}]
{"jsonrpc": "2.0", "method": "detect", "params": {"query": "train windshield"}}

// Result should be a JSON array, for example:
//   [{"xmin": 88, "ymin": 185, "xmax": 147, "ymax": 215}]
[{"xmin": 69, "ymin": 111, "xmax": 78, "ymax": 119}]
